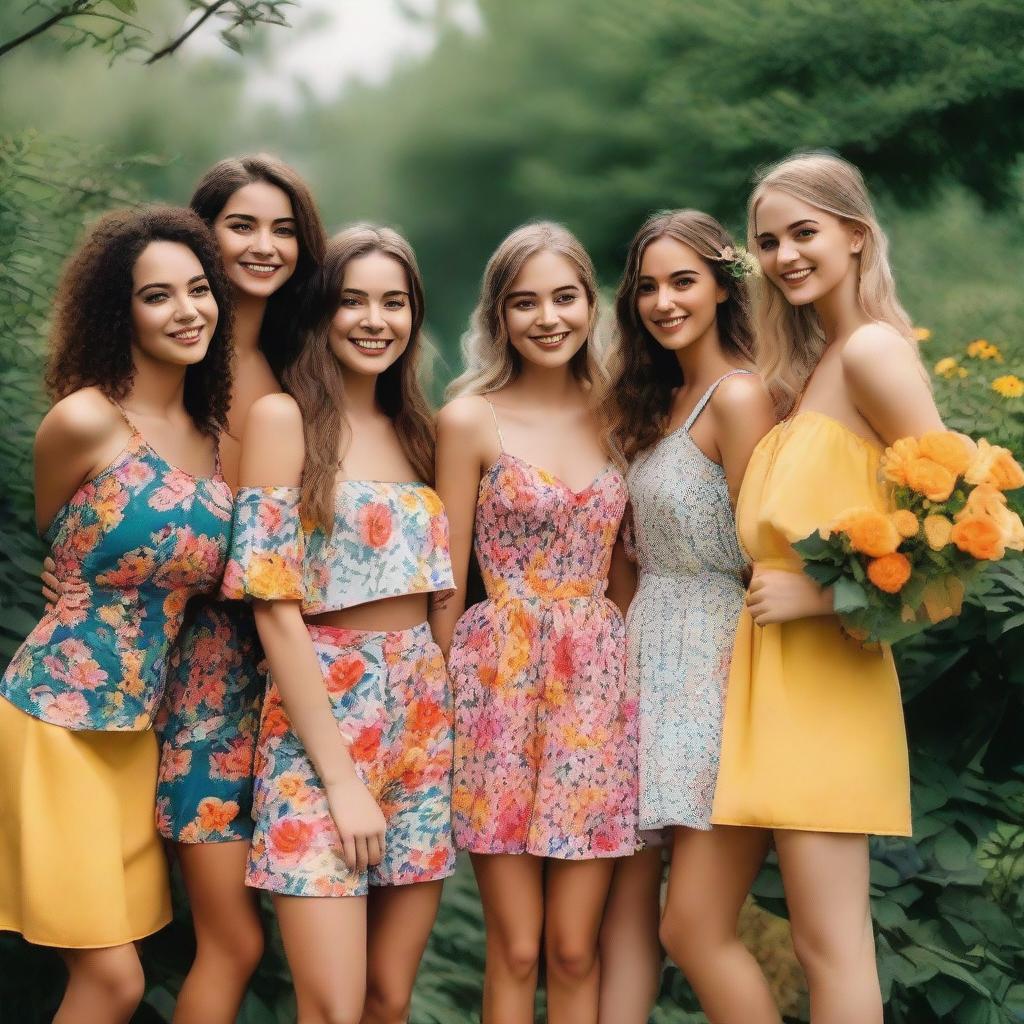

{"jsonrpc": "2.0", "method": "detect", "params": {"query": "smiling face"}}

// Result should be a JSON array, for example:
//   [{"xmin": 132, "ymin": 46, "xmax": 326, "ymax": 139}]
[
  {"xmin": 635, "ymin": 235, "xmax": 725, "ymax": 355},
  {"xmin": 130, "ymin": 240, "xmax": 218, "ymax": 366},
  {"xmin": 503, "ymin": 249, "xmax": 591, "ymax": 370},
  {"xmin": 753, "ymin": 188, "xmax": 864, "ymax": 306},
  {"xmin": 328, "ymin": 250, "xmax": 413, "ymax": 377},
  {"xmin": 213, "ymin": 180, "xmax": 299, "ymax": 299}
]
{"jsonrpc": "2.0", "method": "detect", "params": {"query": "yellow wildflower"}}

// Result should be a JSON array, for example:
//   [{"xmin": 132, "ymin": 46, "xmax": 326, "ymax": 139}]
[
  {"xmin": 966, "ymin": 339, "xmax": 1003, "ymax": 361},
  {"xmin": 957, "ymin": 367, "xmax": 969, "ymax": 378},
  {"xmin": 933, "ymin": 357, "xmax": 958, "ymax": 379},
  {"xmin": 912, "ymin": 327, "xmax": 932, "ymax": 343},
  {"xmin": 923, "ymin": 514, "xmax": 953, "ymax": 550},
  {"xmin": 991, "ymin": 375, "xmax": 1024, "ymax": 399}
]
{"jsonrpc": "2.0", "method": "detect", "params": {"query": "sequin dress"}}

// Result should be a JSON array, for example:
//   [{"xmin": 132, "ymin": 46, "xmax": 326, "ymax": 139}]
[{"xmin": 626, "ymin": 370, "xmax": 752, "ymax": 831}]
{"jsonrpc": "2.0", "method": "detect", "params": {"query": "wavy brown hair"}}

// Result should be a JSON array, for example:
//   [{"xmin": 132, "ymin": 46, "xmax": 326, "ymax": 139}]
[
  {"xmin": 45, "ymin": 205, "xmax": 234, "ymax": 436},
  {"xmin": 283, "ymin": 225, "xmax": 435, "ymax": 532},
  {"xmin": 608, "ymin": 210, "xmax": 756, "ymax": 462},
  {"xmin": 190, "ymin": 153, "xmax": 327, "ymax": 378}
]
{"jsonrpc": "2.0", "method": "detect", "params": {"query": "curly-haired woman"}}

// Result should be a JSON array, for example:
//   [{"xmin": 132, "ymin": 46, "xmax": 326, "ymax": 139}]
[
  {"xmin": 42, "ymin": 156, "xmax": 327, "ymax": 1024},
  {"xmin": 0, "ymin": 205, "xmax": 235, "ymax": 1022}
]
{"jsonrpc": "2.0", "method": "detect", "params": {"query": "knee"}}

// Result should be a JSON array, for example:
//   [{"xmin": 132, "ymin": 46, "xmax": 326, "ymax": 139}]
[
  {"xmin": 546, "ymin": 936, "xmax": 597, "ymax": 982},
  {"xmin": 83, "ymin": 956, "xmax": 146, "ymax": 1015},
  {"xmin": 659, "ymin": 903, "xmax": 713, "ymax": 971},
  {"xmin": 197, "ymin": 917, "xmax": 264, "ymax": 977},
  {"xmin": 790, "ymin": 921, "xmax": 874, "ymax": 982},
  {"xmin": 495, "ymin": 936, "xmax": 541, "ymax": 981},
  {"xmin": 362, "ymin": 983, "xmax": 412, "ymax": 1024},
  {"xmin": 297, "ymin": 1002, "xmax": 363, "ymax": 1024}
]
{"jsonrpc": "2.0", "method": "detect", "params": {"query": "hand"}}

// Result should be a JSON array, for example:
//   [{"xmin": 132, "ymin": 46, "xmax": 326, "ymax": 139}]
[
  {"xmin": 746, "ymin": 567, "xmax": 833, "ymax": 626},
  {"xmin": 41, "ymin": 556, "xmax": 61, "ymax": 607},
  {"xmin": 325, "ymin": 775, "xmax": 387, "ymax": 873}
]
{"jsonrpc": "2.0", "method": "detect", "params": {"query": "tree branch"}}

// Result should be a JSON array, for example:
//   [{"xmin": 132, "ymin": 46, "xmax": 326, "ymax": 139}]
[
  {"xmin": 144, "ymin": 0, "xmax": 231, "ymax": 65},
  {"xmin": 0, "ymin": 0, "xmax": 91, "ymax": 60}
]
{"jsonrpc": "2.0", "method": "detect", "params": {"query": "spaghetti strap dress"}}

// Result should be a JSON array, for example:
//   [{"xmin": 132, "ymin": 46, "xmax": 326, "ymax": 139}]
[
  {"xmin": 711, "ymin": 411, "xmax": 911, "ymax": 835},
  {"xmin": 449, "ymin": 402, "xmax": 638, "ymax": 859},
  {"xmin": 626, "ymin": 370, "xmax": 752, "ymax": 831}
]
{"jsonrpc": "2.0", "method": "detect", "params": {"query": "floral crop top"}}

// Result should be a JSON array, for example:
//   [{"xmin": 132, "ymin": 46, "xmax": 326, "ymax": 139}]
[{"xmin": 221, "ymin": 480, "xmax": 455, "ymax": 614}]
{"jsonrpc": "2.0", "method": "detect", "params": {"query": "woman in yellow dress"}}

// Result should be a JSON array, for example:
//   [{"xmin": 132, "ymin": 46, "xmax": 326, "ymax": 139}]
[{"xmin": 668, "ymin": 152, "xmax": 945, "ymax": 1024}]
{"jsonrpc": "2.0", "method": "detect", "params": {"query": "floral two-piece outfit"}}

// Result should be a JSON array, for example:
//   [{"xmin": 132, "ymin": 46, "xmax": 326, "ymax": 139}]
[
  {"xmin": 223, "ymin": 479, "xmax": 457, "ymax": 896},
  {"xmin": 450, "ymin": 404, "xmax": 639, "ymax": 859},
  {"xmin": 0, "ymin": 415, "xmax": 232, "ymax": 946}
]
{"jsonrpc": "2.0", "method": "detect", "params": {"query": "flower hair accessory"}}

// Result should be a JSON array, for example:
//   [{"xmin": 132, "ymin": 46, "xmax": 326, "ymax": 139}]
[{"xmin": 716, "ymin": 246, "xmax": 761, "ymax": 280}]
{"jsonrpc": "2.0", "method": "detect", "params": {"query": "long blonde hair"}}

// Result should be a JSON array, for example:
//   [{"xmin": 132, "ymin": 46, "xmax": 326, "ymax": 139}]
[
  {"xmin": 447, "ymin": 221, "xmax": 607, "ymax": 399},
  {"xmin": 748, "ymin": 152, "xmax": 913, "ymax": 412},
  {"xmin": 283, "ymin": 225, "xmax": 435, "ymax": 532}
]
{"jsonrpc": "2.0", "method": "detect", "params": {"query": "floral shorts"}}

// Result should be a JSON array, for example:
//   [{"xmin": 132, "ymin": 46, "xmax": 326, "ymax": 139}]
[
  {"xmin": 156, "ymin": 600, "xmax": 266, "ymax": 843},
  {"xmin": 246, "ymin": 622, "xmax": 455, "ymax": 897}
]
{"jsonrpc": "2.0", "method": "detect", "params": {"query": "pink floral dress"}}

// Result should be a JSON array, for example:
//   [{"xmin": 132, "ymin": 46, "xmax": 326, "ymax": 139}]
[{"xmin": 450, "ymin": 416, "xmax": 639, "ymax": 860}]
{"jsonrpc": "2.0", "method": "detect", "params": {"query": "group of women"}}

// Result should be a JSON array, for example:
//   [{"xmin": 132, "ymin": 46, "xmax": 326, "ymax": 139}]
[{"xmin": 0, "ymin": 148, "xmax": 944, "ymax": 1024}]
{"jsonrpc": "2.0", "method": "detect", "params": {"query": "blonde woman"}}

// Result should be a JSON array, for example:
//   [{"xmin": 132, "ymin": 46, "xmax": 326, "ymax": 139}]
[
  {"xmin": 677, "ymin": 153, "xmax": 944, "ymax": 1024},
  {"xmin": 431, "ymin": 222, "xmax": 638, "ymax": 1024}
]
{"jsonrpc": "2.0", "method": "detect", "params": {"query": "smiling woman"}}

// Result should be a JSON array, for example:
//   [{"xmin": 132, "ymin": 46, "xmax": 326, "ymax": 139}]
[{"xmin": 0, "ymin": 205, "xmax": 234, "ymax": 1022}]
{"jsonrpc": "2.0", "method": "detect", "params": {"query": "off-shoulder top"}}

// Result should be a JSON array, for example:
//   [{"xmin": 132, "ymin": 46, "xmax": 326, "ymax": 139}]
[{"xmin": 221, "ymin": 479, "xmax": 455, "ymax": 615}]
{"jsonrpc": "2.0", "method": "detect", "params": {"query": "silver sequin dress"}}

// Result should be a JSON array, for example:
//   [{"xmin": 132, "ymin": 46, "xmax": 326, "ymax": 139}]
[{"xmin": 625, "ymin": 370, "xmax": 752, "ymax": 831}]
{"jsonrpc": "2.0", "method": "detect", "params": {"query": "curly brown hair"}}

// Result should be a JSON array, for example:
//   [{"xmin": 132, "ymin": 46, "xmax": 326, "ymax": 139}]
[
  {"xmin": 190, "ymin": 154, "xmax": 327, "ymax": 379},
  {"xmin": 45, "ymin": 205, "xmax": 234, "ymax": 436},
  {"xmin": 608, "ymin": 210, "xmax": 756, "ymax": 462}
]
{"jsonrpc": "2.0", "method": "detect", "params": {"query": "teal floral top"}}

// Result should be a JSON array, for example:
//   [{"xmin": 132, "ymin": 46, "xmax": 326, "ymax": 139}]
[
  {"xmin": 1, "ymin": 433, "xmax": 233, "ymax": 731},
  {"xmin": 221, "ymin": 481, "xmax": 455, "ymax": 613}
]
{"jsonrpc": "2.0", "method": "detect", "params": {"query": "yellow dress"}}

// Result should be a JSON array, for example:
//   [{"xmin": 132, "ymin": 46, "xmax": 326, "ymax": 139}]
[{"xmin": 711, "ymin": 412, "xmax": 911, "ymax": 836}]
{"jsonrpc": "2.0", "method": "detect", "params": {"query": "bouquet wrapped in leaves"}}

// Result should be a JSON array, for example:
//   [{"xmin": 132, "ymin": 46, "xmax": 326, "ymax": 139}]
[{"xmin": 792, "ymin": 432, "xmax": 1024, "ymax": 645}]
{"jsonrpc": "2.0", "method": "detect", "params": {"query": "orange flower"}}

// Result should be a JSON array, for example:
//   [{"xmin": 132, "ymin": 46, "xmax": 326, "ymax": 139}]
[
  {"xmin": 891, "ymin": 509, "xmax": 919, "ymax": 538},
  {"xmin": 957, "ymin": 484, "xmax": 1024, "ymax": 551},
  {"xmin": 917, "ymin": 431, "xmax": 974, "ymax": 477},
  {"xmin": 248, "ymin": 553, "xmax": 302, "ymax": 599},
  {"xmin": 269, "ymin": 817, "xmax": 314, "ymax": 860},
  {"xmin": 837, "ymin": 508, "xmax": 900, "ymax": 557},
  {"xmin": 325, "ymin": 654, "xmax": 365, "ymax": 696},
  {"xmin": 358, "ymin": 502, "xmax": 393, "ymax": 548},
  {"xmin": 866, "ymin": 553, "xmax": 912, "ymax": 594},
  {"xmin": 923, "ymin": 514, "xmax": 953, "ymax": 550},
  {"xmin": 198, "ymin": 797, "xmax": 240, "ymax": 833},
  {"xmin": 410, "ymin": 698, "xmax": 445, "ymax": 735},
  {"xmin": 349, "ymin": 723, "xmax": 383, "ymax": 762},
  {"xmin": 950, "ymin": 516, "xmax": 1005, "ymax": 560},
  {"xmin": 905, "ymin": 457, "xmax": 956, "ymax": 502},
  {"xmin": 965, "ymin": 439, "xmax": 1024, "ymax": 491},
  {"xmin": 880, "ymin": 437, "xmax": 920, "ymax": 486}
]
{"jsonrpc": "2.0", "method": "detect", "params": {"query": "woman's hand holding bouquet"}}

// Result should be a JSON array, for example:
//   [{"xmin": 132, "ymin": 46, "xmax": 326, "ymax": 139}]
[{"xmin": 792, "ymin": 432, "xmax": 1024, "ymax": 645}]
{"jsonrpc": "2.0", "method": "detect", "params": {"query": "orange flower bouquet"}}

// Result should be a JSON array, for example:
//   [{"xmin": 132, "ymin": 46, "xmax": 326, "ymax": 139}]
[{"xmin": 792, "ymin": 432, "xmax": 1024, "ymax": 644}]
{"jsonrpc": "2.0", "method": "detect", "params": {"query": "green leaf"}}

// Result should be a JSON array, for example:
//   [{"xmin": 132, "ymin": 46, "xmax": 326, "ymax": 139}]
[{"xmin": 832, "ymin": 576, "xmax": 870, "ymax": 613}]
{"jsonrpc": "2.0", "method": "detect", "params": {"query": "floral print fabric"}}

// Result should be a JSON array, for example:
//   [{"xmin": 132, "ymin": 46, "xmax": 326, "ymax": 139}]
[
  {"xmin": 450, "ymin": 453, "xmax": 639, "ymax": 859},
  {"xmin": 221, "ymin": 482, "xmax": 455, "ymax": 614},
  {"xmin": 246, "ymin": 623, "xmax": 455, "ymax": 897},
  {"xmin": 156, "ymin": 599, "xmax": 266, "ymax": 842},
  {"xmin": 1, "ymin": 434, "xmax": 232, "ymax": 731}
]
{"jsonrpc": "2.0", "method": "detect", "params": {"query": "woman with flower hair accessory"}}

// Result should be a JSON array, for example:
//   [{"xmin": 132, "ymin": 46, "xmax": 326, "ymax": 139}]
[
  {"xmin": 224, "ymin": 225, "xmax": 456, "ymax": 1023},
  {"xmin": 432, "ymin": 222, "xmax": 638, "ymax": 1023},
  {"xmin": 599, "ymin": 209, "xmax": 775, "ymax": 1024},
  {"xmin": 679, "ymin": 152, "xmax": 946, "ymax": 1024}
]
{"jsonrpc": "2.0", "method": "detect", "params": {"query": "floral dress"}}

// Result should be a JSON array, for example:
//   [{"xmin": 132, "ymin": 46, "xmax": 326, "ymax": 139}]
[{"xmin": 450, "ymin": 405, "xmax": 638, "ymax": 860}]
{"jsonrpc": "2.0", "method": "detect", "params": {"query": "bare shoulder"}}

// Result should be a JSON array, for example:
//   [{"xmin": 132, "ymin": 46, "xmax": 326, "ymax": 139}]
[
  {"xmin": 710, "ymin": 372, "xmax": 775, "ymax": 423},
  {"xmin": 239, "ymin": 393, "xmax": 304, "ymax": 487},
  {"xmin": 841, "ymin": 323, "xmax": 918, "ymax": 381},
  {"xmin": 437, "ymin": 394, "xmax": 492, "ymax": 442},
  {"xmin": 35, "ymin": 386, "xmax": 124, "ymax": 454},
  {"xmin": 246, "ymin": 392, "xmax": 303, "ymax": 433}
]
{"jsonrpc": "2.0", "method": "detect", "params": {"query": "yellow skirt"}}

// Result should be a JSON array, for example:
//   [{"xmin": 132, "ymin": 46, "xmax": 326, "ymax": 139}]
[{"xmin": 0, "ymin": 695, "xmax": 171, "ymax": 948}]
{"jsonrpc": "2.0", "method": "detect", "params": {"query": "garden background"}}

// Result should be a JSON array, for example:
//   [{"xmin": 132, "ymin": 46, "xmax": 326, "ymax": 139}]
[{"xmin": 1, "ymin": 1, "xmax": 1023, "ymax": 1021}]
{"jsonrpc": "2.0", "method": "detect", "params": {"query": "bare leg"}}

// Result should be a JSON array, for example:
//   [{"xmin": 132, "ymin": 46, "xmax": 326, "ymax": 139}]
[
  {"xmin": 56, "ymin": 945, "xmax": 145, "ymax": 1024},
  {"xmin": 173, "ymin": 841, "xmax": 264, "ymax": 1024},
  {"xmin": 660, "ymin": 825, "xmax": 778, "ymax": 1024},
  {"xmin": 597, "ymin": 846, "xmax": 663, "ymax": 1024},
  {"xmin": 274, "ymin": 893, "xmax": 368, "ymax": 1024},
  {"xmin": 471, "ymin": 853, "xmax": 544, "ymax": 1024},
  {"xmin": 362, "ymin": 880, "xmax": 444, "ymax": 1024},
  {"xmin": 544, "ymin": 858, "xmax": 616, "ymax": 1024},
  {"xmin": 775, "ymin": 830, "xmax": 881, "ymax": 1024}
]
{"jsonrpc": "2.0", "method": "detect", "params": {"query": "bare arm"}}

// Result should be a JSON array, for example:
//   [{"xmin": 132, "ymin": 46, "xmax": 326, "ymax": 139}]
[
  {"xmin": 242, "ymin": 394, "xmax": 385, "ymax": 870},
  {"xmin": 429, "ymin": 397, "xmax": 489, "ymax": 657},
  {"xmin": 710, "ymin": 373, "xmax": 777, "ymax": 506},
  {"xmin": 841, "ymin": 325, "xmax": 944, "ymax": 443},
  {"xmin": 605, "ymin": 538, "xmax": 636, "ymax": 619}
]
